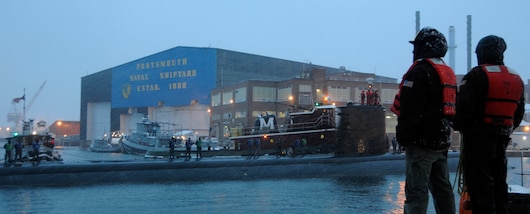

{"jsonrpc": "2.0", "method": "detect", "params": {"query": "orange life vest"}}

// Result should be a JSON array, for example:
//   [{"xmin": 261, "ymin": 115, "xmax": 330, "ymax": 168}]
[
  {"xmin": 459, "ymin": 187, "xmax": 473, "ymax": 214},
  {"xmin": 391, "ymin": 58, "xmax": 457, "ymax": 116},
  {"xmin": 481, "ymin": 65, "xmax": 523, "ymax": 127}
]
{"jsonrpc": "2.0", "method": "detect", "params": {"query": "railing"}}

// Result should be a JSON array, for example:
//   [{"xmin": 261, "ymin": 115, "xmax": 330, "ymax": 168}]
[{"xmin": 234, "ymin": 114, "xmax": 336, "ymax": 137}]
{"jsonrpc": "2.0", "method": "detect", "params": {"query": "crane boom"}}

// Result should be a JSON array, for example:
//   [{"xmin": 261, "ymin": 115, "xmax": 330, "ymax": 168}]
[{"xmin": 25, "ymin": 80, "xmax": 47, "ymax": 115}]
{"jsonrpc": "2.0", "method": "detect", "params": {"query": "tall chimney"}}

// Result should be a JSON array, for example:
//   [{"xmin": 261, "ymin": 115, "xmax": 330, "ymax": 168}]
[
  {"xmin": 448, "ymin": 26, "xmax": 456, "ymax": 72},
  {"xmin": 415, "ymin": 11, "xmax": 420, "ymax": 34},
  {"xmin": 467, "ymin": 15, "xmax": 472, "ymax": 72}
]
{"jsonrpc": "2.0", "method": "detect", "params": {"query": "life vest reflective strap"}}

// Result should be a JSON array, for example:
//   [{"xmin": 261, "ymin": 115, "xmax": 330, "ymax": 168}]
[
  {"xmin": 428, "ymin": 57, "xmax": 445, "ymax": 65},
  {"xmin": 481, "ymin": 64, "xmax": 523, "ymax": 126},
  {"xmin": 507, "ymin": 66, "xmax": 519, "ymax": 75},
  {"xmin": 391, "ymin": 67, "xmax": 414, "ymax": 116},
  {"xmin": 424, "ymin": 58, "xmax": 457, "ymax": 116},
  {"xmin": 483, "ymin": 65, "xmax": 502, "ymax": 72}
]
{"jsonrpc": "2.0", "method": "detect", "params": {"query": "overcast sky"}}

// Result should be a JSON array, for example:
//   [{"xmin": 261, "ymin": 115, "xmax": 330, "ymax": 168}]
[{"xmin": 1, "ymin": 0, "xmax": 529, "ymax": 129}]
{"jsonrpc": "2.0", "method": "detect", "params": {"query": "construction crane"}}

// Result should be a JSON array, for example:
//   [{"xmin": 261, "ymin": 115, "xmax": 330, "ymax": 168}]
[
  {"xmin": 24, "ymin": 80, "xmax": 47, "ymax": 117},
  {"xmin": 7, "ymin": 80, "xmax": 47, "ymax": 132}
]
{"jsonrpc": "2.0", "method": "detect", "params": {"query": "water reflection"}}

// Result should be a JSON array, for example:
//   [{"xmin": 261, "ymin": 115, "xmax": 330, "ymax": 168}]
[{"xmin": 334, "ymin": 176, "xmax": 405, "ymax": 213}]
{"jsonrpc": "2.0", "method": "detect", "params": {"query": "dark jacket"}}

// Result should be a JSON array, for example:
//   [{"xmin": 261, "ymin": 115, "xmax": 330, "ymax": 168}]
[
  {"xmin": 454, "ymin": 35, "xmax": 525, "ymax": 136},
  {"xmin": 454, "ymin": 66, "xmax": 525, "ymax": 135},
  {"xmin": 396, "ymin": 59, "xmax": 453, "ymax": 149}
]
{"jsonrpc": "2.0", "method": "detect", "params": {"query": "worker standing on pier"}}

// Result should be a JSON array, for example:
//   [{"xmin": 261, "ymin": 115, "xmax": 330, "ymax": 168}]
[
  {"xmin": 14, "ymin": 139, "xmax": 23, "ymax": 162},
  {"xmin": 455, "ymin": 35, "xmax": 525, "ymax": 214},
  {"xmin": 4, "ymin": 140, "xmax": 13, "ymax": 166},
  {"xmin": 361, "ymin": 90, "xmax": 366, "ymax": 105},
  {"xmin": 169, "ymin": 136, "xmax": 176, "ymax": 160},
  {"xmin": 253, "ymin": 138, "xmax": 260, "ymax": 159},
  {"xmin": 32, "ymin": 139, "xmax": 41, "ymax": 165},
  {"xmin": 392, "ymin": 27, "xmax": 456, "ymax": 214},
  {"xmin": 196, "ymin": 137, "xmax": 202, "ymax": 159},
  {"xmin": 276, "ymin": 138, "xmax": 283, "ymax": 159},
  {"xmin": 185, "ymin": 137, "xmax": 192, "ymax": 160},
  {"xmin": 247, "ymin": 138, "xmax": 253, "ymax": 159}
]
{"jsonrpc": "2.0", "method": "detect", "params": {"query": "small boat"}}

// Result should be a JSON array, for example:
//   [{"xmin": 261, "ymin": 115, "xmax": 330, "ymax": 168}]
[
  {"xmin": 90, "ymin": 132, "xmax": 122, "ymax": 153},
  {"xmin": 4, "ymin": 122, "xmax": 62, "ymax": 166},
  {"xmin": 121, "ymin": 117, "xmax": 174, "ymax": 156},
  {"xmin": 229, "ymin": 105, "xmax": 338, "ymax": 155},
  {"xmin": 228, "ymin": 104, "xmax": 389, "ymax": 157}
]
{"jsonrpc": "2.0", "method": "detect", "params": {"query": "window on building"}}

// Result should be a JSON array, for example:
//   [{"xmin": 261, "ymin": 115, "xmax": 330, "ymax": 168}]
[
  {"xmin": 235, "ymin": 111, "xmax": 246, "ymax": 119},
  {"xmin": 328, "ymin": 86, "xmax": 351, "ymax": 102},
  {"xmin": 381, "ymin": 88, "xmax": 398, "ymax": 104},
  {"xmin": 299, "ymin": 84, "xmax": 312, "ymax": 92},
  {"xmin": 223, "ymin": 112, "xmax": 233, "ymax": 120},
  {"xmin": 355, "ymin": 88, "xmax": 363, "ymax": 103},
  {"xmin": 252, "ymin": 110, "xmax": 276, "ymax": 119},
  {"xmin": 252, "ymin": 86, "xmax": 276, "ymax": 102},
  {"xmin": 234, "ymin": 87, "xmax": 247, "ymax": 103},
  {"xmin": 222, "ymin": 125, "xmax": 231, "ymax": 138},
  {"xmin": 277, "ymin": 85, "xmax": 292, "ymax": 101},
  {"xmin": 277, "ymin": 111, "xmax": 288, "ymax": 119},
  {"xmin": 212, "ymin": 114, "xmax": 221, "ymax": 121},
  {"xmin": 222, "ymin": 91, "xmax": 233, "ymax": 105},
  {"xmin": 211, "ymin": 93, "xmax": 221, "ymax": 107},
  {"xmin": 299, "ymin": 93, "xmax": 312, "ymax": 105}
]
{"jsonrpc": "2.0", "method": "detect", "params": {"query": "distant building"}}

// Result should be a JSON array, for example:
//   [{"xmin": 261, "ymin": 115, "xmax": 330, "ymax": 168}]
[
  {"xmin": 210, "ymin": 68, "xmax": 399, "ymax": 142},
  {"xmin": 80, "ymin": 46, "xmax": 398, "ymax": 143},
  {"xmin": 48, "ymin": 120, "xmax": 80, "ymax": 138}
]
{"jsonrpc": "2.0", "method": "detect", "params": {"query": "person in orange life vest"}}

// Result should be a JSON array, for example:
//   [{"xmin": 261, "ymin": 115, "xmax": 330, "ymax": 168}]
[
  {"xmin": 454, "ymin": 35, "xmax": 525, "ymax": 214},
  {"xmin": 373, "ymin": 90, "xmax": 379, "ymax": 106},
  {"xmin": 391, "ymin": 27, "xmax": 456, "ymax": 214},
  {"xmin": 361, "ymin": 90, "xmax": 366, "ymax": 105},
  {"xmin": 366, "ymin": 89, "xmax": 373, "ymax": 105}
]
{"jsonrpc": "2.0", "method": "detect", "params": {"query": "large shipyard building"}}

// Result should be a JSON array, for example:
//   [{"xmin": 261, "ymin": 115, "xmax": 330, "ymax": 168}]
[{"xmin": 80, "ymin": 46, "xmax": 398, "ymax": 144}]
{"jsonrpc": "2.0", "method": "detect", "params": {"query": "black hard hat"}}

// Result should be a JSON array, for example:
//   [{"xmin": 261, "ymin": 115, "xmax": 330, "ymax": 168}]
[
  {"xmin": 410, "ymin": 27, "xmax": 448, "ymax": 60},
  {"xmin": 475, "ymin": 35, "xmax": 506, "ymax": 65}
]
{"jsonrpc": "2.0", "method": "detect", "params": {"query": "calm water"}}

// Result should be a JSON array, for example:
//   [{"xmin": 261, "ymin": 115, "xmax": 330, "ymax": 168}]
[
  {"xmin": 0, "ymin": 176, "xmax": 415, "ymax": 214},
  {"xmin": 1, "ymin": 148, "xmax": 529, "ymax": 214}
]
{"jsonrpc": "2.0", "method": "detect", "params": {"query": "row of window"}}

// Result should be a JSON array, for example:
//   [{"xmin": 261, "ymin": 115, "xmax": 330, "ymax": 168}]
[
  {"xmin": 212, "ymin": 85, "xmax": 307, "ymax": 106},
  {"xmin": 211, "ymin": 85, "xmax": 399, "ymax": 106},
  {"xmin": 212, "ymin": 110, "xmax": 290, "ymax": 124}
]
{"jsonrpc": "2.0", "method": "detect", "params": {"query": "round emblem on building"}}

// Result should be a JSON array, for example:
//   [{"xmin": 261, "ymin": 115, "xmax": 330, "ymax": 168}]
[{"xmin": 122, "ymin": 84, "xmax": 131, "ymax": 99}]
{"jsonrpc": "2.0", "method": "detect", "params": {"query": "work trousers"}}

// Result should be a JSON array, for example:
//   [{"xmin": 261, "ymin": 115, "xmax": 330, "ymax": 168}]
[
  {"xmin": 404, "ymin": 144, "xmax": 455, "ymax": 214},
  {"xmin": 462, "ymin": 133, "xmax": 509, "ymax": 214}
]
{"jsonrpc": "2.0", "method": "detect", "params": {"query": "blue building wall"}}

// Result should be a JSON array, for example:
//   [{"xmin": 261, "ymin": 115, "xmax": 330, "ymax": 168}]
[
  {"xmin": 111, "ymin": 47, "xmax": 216, "ymax": 108},
  {"xmin": 81, "ymin": 46, "xmax": 364, "ymax": 141}
]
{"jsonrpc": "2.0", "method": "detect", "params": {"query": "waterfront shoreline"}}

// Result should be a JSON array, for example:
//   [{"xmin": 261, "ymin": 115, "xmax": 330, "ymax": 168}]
[
  {"xmin": 2, "ymin": 147, "xmax": 528, "ymax": 187},
  {"xmin": 0, "ymin": 147, "xmax": 463, "ymax": 187}
]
